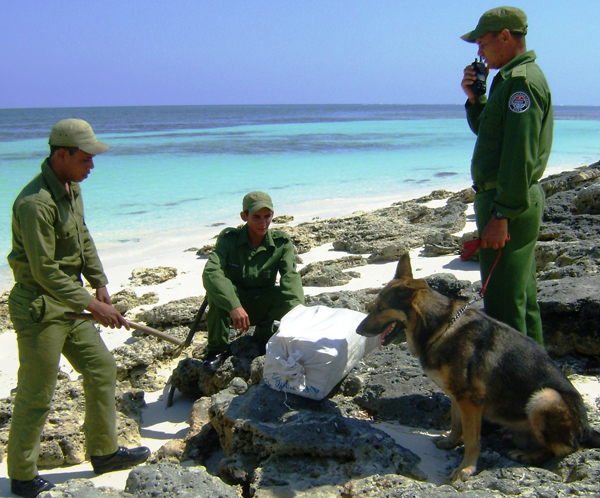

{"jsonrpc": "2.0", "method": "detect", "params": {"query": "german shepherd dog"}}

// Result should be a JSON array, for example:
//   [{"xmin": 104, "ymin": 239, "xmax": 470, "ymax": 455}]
[{"xmin": 356, "ymin": 253, "xmax": 600, "ymax": 482}]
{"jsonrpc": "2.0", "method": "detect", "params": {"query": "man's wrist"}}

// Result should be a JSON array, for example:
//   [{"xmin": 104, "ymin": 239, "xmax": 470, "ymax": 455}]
[{"xmin": 492, "ymin": 209, "xmax": 506, "ymax": 221}]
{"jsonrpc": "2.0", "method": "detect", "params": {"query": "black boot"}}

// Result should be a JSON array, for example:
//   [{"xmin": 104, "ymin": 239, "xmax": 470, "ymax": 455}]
[
  {"xmin": 91, "ymin": 446, "xmax": 151, "ymax": 475},
  {"xmin": 11, "ymin": 476, "xmax": 55, "ymax": 498},
  {"xmin": 202, "ymin": 351, "xmax": 231, "ymax": 373}
]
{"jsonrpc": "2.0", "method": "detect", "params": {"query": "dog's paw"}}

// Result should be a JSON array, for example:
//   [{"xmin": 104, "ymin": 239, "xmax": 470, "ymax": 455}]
[
  {"xmin": 434, "ymin": 433, "xmax": 461, "ymax": 449},
  {"xmin": 509, "ymin": 448, "xmax": 552, "ymax": 465},
  {"xmin": 450, "ymin": 464, "xmax": 476, "ymax": 482}
]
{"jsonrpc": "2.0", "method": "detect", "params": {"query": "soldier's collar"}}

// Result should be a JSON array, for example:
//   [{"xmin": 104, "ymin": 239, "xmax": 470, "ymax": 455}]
[
  {"xmin": 238, "ymin": 225, "xmax": 275, "ymax": 249},
  {"xmin": 42, "ymin": 159, "xmax": 71, "ymax": 200}
]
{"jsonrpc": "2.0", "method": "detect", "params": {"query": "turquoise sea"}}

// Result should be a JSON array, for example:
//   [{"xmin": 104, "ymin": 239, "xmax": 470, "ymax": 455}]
[{"xmin": 1, "ymin": 104, "xmax": 599, "ymax": 290}]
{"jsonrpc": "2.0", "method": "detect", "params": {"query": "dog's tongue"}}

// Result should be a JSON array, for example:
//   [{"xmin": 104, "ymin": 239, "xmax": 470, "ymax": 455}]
[{"xmin": 379, "ymin": 323, "xmax": 395, "ymax": 349}]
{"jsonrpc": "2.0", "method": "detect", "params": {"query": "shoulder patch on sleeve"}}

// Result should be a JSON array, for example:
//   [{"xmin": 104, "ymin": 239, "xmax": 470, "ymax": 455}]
[
  {"xmin": 511, "ymin": 65, "xmax": 527, "ymax": 78},
  {"xmin": 509, "ymin": 91, "xmax": 531, "ymax": 113}
]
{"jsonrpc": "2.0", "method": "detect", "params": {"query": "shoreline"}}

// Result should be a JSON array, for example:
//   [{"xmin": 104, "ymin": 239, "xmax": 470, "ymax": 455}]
[{"xmin": 0, "ymin": 161, "xmax": 582, "ymax": 295}]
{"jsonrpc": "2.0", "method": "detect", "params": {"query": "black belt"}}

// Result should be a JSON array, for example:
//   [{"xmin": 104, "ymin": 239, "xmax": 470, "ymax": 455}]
[{"xmin": 472, "ymin": 180, "xmax": 498, "ymax": 193}]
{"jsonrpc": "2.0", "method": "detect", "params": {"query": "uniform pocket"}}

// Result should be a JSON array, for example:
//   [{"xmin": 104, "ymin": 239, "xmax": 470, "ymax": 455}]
[
  {"xmin": 29, "ymin": 295, "xmax": 46, "ymax": 323},
  {"xmin": 29, "ymin": 295, "xmax": 67, "ymax": 323},
  {"xmin": 54, "ymin": 220, "xmax": 79, "ymax": 260}
]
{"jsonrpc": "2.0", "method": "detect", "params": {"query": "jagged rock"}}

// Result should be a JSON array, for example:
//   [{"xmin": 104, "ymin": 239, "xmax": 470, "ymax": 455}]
[
  {"xmin": 334, "ymin": 201, "xmax": 468, "ymax": 262},
  {"xmin": 451, "ymin": 460, "xmax": 600, "ymax": 497},
  {"xmin": 352, "ymin": 345, "xmax": 450, "ymax": 428},
  {"xmin": 536, "ymin": 240, "xmax": 600, "ymax": 280},
  {"xmin": 187, "ymin": 398, "xmax": 212, "ymax": 440},
  {"xmin": 148, "ymin": 439, "xmax": 186, "ymax": 464},
  {"xmin": 0, "ymin": 374, "xmax": 145, "ymax": 469},
  {"xmin": 273, "ymin": 214, "xmax": 294, "ymax": 224},
  {"xmin": 113, "ymin": 335, "xmax": 178, "ymax": 390},
  {"xmin": 538, "ymin": 275, "xmax": 600, "ymax": 357},
  {"xmin": 42, "ymin": 479, "xmax": 127, "ymax": 497},
  {"xmin": 170, "ymin": 334, "xmax": 264, "ymax": 399},
  {"xmin": 279, "ymin": 196, "xmax": 467, "ymax": 257},
  {"xmin": 195, "ymin": 244, "xmax": 215, "ymax": 258},
  {"xmin": 170, "ymin": 358, "xmax": 204, "ymax": 400},
  {"xmin": 0, "ymin": 290, "xmax": 11, "ymax": 332},
  {"xmin": 305, "ymin": 288, "xmax": 381, "ymax": 313},
  {"xmin": 129, "ymin": 266, "xmax": 178, "ymax": 286},
  {"xmin": 405, "ymin": 189, "xmax": 456, "ymax": 203},
  {"xmin": 110, "ymin": 288, "xmax": 159, "ymax": 314},
  {"xmin": 300, "ymin": 255, "xmax": 366, "ymax": 286},
  {"xmin": 573, "ymin": 183, "xmax": 600, "ymax": 214},
  {"xmin": 449, "ymin": 187, "xmax": 476, "ymax": 204},
  {"xmin": 540, "ymin": 162, "xmax": 600, "ymax": 198},
  {"xmin": 135, "ymin": 296, "xmax": 205, "ymax": 327},
  {"xmin": 422, "ymin": 232, "xmax": 462, "ymax": 257},
  {"xmin": 125, "ymin": 462, "xmax": 242, "ymax": 498},
  {"xmin": 425, "ymin": 273, "xmax": 482, "ymax": 304},
  {"xmin": 535, "ymin": 163, "xmax": 600, "ymax": 277},
  {"xmin": 209, "ymin": 383, "xmax": 425, "ymax": 491}
]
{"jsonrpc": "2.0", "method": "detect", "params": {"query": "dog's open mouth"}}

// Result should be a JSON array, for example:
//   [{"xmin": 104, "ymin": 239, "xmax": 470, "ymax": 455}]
[{"xmin": 379, "ymin": 321, "xmax": 403, "ymax": 347}]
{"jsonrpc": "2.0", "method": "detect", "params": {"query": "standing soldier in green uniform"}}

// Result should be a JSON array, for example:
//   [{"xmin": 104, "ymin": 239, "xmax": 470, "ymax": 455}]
[
  {"xmin": 7, "ymin": 119, "xmax": 150, "ymax": 498},
  {"xmin": 461, "ymin": 7, "xmax": 553, "ymax": 345},
  {"xmin": 202, "ymin": 191, "xmax": 305, "ymax": 372}
]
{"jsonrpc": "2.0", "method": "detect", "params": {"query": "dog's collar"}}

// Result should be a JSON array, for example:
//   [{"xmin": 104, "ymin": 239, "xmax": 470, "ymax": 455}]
[{"xmin": 427, "ymin": 297, "xmax": 481, "ymax": 353}]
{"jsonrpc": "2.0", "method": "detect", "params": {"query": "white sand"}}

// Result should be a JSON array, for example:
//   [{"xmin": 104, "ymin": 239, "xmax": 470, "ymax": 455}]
[{"xmin": 0, "ymin": 181, "xmax": 597, "ymax": 494}]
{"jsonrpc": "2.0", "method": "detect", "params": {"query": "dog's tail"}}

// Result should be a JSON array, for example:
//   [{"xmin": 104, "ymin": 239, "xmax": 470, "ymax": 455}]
[{"xmin": 581, "ymin": 426, "xmax": 600, "ymax": 448}]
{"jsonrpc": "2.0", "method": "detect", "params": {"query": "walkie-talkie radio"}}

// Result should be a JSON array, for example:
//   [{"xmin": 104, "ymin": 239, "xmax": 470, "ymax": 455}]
[{"xmin": 471, "ymin": 57, "xmax": 487, "ymax": 96}]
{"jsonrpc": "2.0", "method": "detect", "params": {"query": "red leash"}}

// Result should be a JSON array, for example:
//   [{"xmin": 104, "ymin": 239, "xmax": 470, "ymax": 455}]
[
  {"xmin": 461, "ymin": 234, "xmax": 510, "ymax": 298},
  {"xmin": 441, "ymin": 234, "xmax": 512, "ymax": 333}
]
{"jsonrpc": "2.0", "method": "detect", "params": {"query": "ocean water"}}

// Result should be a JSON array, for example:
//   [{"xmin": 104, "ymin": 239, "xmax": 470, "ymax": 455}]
[{"xmin": 1, "ymin": 104, "xmax": 599, "ymax": 290}]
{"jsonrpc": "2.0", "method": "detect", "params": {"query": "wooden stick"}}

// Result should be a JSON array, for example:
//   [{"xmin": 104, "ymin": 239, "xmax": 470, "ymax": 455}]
[{"xmin": 64, "ymin": 312, "xmax": 184, "ymax": 346}]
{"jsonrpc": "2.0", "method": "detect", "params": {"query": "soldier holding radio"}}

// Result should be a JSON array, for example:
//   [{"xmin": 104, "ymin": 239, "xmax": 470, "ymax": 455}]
[{"xmin": 460, "ymin": 7, "xmax": 553, "ymax": 345}]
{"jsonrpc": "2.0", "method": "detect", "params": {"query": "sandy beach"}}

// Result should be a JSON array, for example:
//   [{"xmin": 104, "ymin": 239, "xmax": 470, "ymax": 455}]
[{"xmin": 0, "ymin": 176, "xmax": 598, "ymax": 495}]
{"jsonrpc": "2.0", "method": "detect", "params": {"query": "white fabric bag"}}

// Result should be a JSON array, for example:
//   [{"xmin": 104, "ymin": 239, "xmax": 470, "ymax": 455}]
[{"xmin": 263, "ymin": 304, "xmax": 379, "ymax": 400}]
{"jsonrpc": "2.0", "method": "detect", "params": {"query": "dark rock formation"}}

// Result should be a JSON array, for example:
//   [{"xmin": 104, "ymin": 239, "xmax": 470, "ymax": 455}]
[
  {"xmin": 209, "ymin": 383, "xmax": 425, "ymax": 491},
  {"xmin": 110, "ymin": 288, "xmax": 159, "ymax": 314},
  {"xmin": 273, "ymin": 214, "xmax": 294, "ymax": 224},
  {"xmin": 129, "ymin": 266, "xmax": 178, "ymax": 286},
  {"xmin": 300, "ymin": 255, "xmax": 367, "ymax": 287},
  {"xmin": 278, "ymin": 193, "xmax": 469, "ymax": 261},
  {"xmin": 0, "ymin": 373, "xmax": 145, "ymax": 468},
  {"xmin": 134, "ymin": 296, "xmax": 205, "ymax": 328},
  {"xmin": 538, "ymin": 276, "xmax": 600, "ymax": 357},
  {"xmin": 0, "ymin": 291, "xmax": 10, "ymax": 332},
  {"xmin": 125, "ymin": 462, "xmax": 242, "ymax": 497},
  {"xmin": 195, "ymin": 243, "xmax": 215, "ymax": 258}
]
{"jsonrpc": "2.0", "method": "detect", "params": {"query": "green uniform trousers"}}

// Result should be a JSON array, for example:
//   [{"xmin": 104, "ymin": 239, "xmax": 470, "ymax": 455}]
[
  {"xmin": 474, "ymin": 183, "xmax": 545, "ymax": 345},
  {"xmin": 206, "ymin": 285, "xmax": 298, "ymax": 353},
  {"xmin": 7, "ymin": 284, "xmax": 118, "ymax": 481}
]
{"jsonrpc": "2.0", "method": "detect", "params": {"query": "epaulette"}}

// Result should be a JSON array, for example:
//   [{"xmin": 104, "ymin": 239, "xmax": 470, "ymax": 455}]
[
  {"xmin": 511, "ymin": 65, "xmax": 527, "ymax": 78},
  {"xmin": 271, "ymin": 230, "xmax": 292, "ymax": 241},
  {"xmin": 219, "ymin": 227, "xmax": 240, "ymax": 239}
]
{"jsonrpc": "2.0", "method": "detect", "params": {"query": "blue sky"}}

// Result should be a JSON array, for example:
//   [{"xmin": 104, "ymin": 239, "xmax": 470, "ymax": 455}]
[{"xmin": 1, "ymin": 0, "xmax": 598, "ymax": 108}]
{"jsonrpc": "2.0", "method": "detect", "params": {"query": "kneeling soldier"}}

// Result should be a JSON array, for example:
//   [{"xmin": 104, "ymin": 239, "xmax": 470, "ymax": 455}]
[{"xmin": 202, "ymin": 191, "xmax": 305, "ymax": 372}]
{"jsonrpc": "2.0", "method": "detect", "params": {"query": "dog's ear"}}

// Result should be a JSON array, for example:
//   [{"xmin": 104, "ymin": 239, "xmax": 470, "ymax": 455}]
[
  {"xmin": 410, "ymin": 289, "xmax": 429, "ymax": 329},
  {"xmin": 394, "ymin": 253, "xmax": 413, "ymax": 280}
]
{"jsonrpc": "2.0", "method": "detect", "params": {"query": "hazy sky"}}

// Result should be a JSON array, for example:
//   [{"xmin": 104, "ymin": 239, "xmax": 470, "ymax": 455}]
[{"xmin": 2, "ymin": 0, "xmax": 598, "ymax": 108}]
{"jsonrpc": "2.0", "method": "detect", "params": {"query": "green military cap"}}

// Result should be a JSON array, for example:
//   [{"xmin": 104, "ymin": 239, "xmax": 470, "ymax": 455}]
[
  {"xmin": 49, "ymin": 118, "xmax": 110, "ymax": 155},
  {"xmin": 243, "ymin": 191, "xmax": 274, "ymax": 213},
  {"xmin": 461, "ymin": 6, "xmax": 528, "ymax": 42}
]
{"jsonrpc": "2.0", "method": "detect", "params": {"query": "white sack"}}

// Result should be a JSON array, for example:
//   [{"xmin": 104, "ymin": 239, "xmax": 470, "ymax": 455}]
[{"xmin": 263, "ymin": 304, "xmax": 379, "ymax": 400}]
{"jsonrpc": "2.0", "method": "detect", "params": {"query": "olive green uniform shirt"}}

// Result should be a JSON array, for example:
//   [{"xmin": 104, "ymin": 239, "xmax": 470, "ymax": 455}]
[
  {"xmin": 466, "ymin": 50, "xmax": 553, "ymax": 220},
  {"xmin": 7, "ymin": 159, "xmax": 107, "ymax": 311},
  {"xmin": 203, "ymin": 225, "xmax": 304, "ymax": 311}
]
